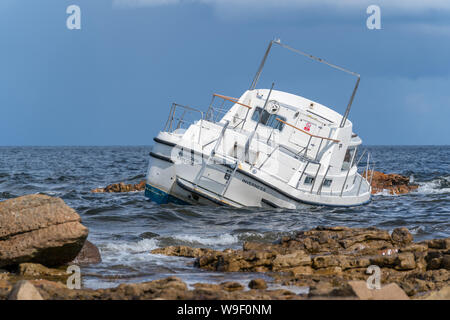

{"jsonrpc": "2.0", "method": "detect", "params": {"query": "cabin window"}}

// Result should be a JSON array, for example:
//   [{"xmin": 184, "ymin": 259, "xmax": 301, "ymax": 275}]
[
  {"xmin": 323, "ymin": 179, "xmax": 332, "ymax": 187},
  {"xmin": 251, "ymin": 107, "xmax": 286, "ymax": 131},
  {"xmin": 341, "ymin": 146, "xmax": 356, "ymax": 171},
  {"xmin": 304, "ymin": 176, "xmax": 315, "ymax": 185}
]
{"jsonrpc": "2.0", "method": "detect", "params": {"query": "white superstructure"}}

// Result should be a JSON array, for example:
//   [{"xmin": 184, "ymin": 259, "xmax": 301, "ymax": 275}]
[{"xmin": 145, "ymin": 40, "xmax": 373, "ymax": 208}]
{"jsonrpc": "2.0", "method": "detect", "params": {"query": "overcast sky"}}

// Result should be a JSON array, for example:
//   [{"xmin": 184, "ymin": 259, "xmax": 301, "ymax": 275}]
[{"xmin": 1, "ymin": 0, "xmax": 449, "ymax": 145}]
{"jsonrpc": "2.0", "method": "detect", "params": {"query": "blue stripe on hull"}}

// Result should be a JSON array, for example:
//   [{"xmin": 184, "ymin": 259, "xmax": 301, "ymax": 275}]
[{"xmin": 144, "ymin": 183, "xmax": 189, "ymax": 205}]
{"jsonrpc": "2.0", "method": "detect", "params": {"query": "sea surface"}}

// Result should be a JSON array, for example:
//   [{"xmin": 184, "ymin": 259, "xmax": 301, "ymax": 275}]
[{"xmin": 0, "ymin": 145, "xmax": 449, "ymax": 290}]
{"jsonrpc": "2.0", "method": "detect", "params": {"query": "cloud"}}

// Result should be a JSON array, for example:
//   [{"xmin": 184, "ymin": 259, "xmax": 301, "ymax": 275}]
[{"xmin": 112, "ymin": 0, "xmax": 450, "ymax": 11}]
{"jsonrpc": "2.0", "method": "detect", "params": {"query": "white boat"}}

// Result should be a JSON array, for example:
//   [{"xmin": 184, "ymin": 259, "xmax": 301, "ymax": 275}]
[{"xmin": 145, "ymin": 39, "xmax": 373, "ymax": 208}]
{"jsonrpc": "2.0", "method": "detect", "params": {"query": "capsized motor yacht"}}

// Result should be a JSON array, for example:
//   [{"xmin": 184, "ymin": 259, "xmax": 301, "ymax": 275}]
[{"xmin": 145, "ymin": 39, "xmax": 373, "ymax": 208}]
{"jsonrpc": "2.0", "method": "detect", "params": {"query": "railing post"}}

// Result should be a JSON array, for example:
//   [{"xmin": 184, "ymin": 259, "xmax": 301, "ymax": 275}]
[
  {"xmin": 297, "ymin": 161, "xmax": 310, "ymax": 188},
  {"xmin": 310, "ymin": 163, "xmax": 321, "ymax": 193},
  {"xmin": 317, "ymin": 165, "xmax": 331, "ymax": 195}
]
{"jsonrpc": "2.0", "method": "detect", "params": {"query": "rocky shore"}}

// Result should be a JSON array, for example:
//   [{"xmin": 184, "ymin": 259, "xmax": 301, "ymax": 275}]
[
  {"xmin": 151, "ymin": 226, "xmax": 449, "ymax": 299},
  {"xmin": 0, "ymin": 194, "xmax": 448, "ymax": 300}
]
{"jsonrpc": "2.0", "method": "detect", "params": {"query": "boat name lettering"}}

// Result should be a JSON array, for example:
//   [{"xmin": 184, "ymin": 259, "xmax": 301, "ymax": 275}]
[{"xmin": 241, "ymin": 178, "xmax": 266, "ymax": 192}]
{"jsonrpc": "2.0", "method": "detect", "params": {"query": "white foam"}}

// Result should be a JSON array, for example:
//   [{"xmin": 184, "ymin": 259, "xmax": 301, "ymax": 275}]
[
  {"xmin": 171, "ymin": 234, "xmax": 239, "ymax": 246},
  {"xmin": 417, "ymin": 177, "xmax": 450, "ymax": 195},
  {"xmin": 100, "ymin": 239, "xmax": 160, "ymax": 264}
]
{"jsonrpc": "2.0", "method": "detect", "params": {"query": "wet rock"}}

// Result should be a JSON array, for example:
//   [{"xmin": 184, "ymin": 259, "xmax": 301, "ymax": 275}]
[
  {"xmin": 91, "ymin": 180, "xmax": 146, "ymax": 193},
  {"xmin": 369, "ymin": 170, "xmax": 418, "ymax": 195},
  {"xmin": 151, "ymin": 245, "xmax": 217, "ymax": 258},
  {"xmin": 348, "ymin": 281, "xmax": 409, "ymax": 300},
  {"xmin": 249, "ymin": 278, "xmax": 268, "ymax": 290},
  {"xmin": 8, "ymin": 280, "xmax": 43, "ymax": 300},
  {"xmin": 71, "ymin": 240, "xmax": 102, "ymax": 265},
  {"xmin": 391, "ymin": 227, "xmax": 414, "ymax": 245},
  {"xmin": 0, "ymin": 194, "xmax": 88, "ymax": 268},
  {"xmin": 221, "ymin": 281, "xmax": 244, "ymax": 292}
]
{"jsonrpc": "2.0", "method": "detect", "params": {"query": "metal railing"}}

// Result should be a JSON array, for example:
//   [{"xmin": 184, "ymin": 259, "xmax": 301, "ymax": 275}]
[
  {"xmin": 205, "ymin": 93, "xmax": 252, "ymax": 129},
  {"xmin": 164, "ymin": 103, "xmax": 204, "ymax": 133},
  {"xmin": 275, "ymin": 118, "xmax": 339, "ymax": 161}
]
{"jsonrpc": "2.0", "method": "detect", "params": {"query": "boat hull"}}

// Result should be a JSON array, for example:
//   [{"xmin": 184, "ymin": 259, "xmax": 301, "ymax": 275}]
[{"xmin": 145, "ymin": 135, "xmax": 371, "ymax": 208}]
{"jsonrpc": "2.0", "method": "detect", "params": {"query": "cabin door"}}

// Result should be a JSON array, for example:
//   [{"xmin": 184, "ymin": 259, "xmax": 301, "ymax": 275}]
[{"xmin": 288, "ymin": 117, "xmax": 319, "ymax": 158}]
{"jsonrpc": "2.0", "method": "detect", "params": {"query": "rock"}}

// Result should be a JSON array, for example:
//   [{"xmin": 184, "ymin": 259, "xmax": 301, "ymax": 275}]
[
  {"xmin": 152, "ymin": 226, "xmax": 450, "ymax": 299},
  {"xmin": 8, "ymin": 280, "xmax": 43, "ymax": 300},
  {"xmin": 348, "ymin": 281, "xmax": 409, "ymax": 300},
  {"xmin": 369, "ymin": 170, "xmax": 418, "ymax": 195},
  {"xmin": 391, "ymin": 227, "xmax": 414, "ymax": 245},
  {"xmin": 308, "ymin": 282, "xmax": 355, "ymax": 298},
  {"xmin": 394, "ymin": 253, "xmax": 416, "ymax": 271},
  {"xmin": 91, "ymin": 180, "xmax": 146, "ymax": 193},
  {"xmin": 272, "ymin": 251, "xmax": 311, "ymax": 270},
  {"xmin": 0, "ymin": 194, "xmax": 89, "ymax": 267},
  {"xmin": 151, "ymin": 245, "xmax": 217, "ymax": 258},
  {"xmin": 18, "ymin": 263, "xmax": 67, "ymax": 280},
  {"xmin": 312, "ymin": 255, "xmax": 344, "ymax": 269},
  {"xmin": 424, "ymin": 286, "xmax": 450, "ymax": 300},
  {"xmin": 71, "ymin": 240, "xmax": 102, "ymax": 265},
  {"xmin": 249, "ymin": 278, "xmax": 268, "ymax": 290},
  {"xmin": 221, "ymin": 281, "xmax": 244, "ymax": 292}
]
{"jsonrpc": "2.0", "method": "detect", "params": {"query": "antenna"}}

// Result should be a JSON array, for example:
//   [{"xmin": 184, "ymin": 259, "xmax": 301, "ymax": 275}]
[{"xmin": 249, "ymin": 39, "xmax": 361, "ymax": 128}]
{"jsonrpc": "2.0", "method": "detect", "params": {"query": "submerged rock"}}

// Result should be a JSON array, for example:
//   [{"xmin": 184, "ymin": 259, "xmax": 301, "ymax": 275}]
[
  {"xmin": 369, "ymin": 170, "xmax": 418, "ymax": 195},
  {"xmin": 91, "ymin": 180, "xmax": 146, "ymax": 193},
  {"xmin": 0, "ymin": 194, "xmax": 88, "ymax": 268}
]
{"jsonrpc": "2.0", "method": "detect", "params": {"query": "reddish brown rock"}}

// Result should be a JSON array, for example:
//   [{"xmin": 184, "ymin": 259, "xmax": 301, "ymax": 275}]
[
  {"xmin": 91, "ymin": 180, "xmax": 146, "ymax": 193},
  {"xmin": 368, "ymin": 170, "xmax": 418, "ymax": 195}
]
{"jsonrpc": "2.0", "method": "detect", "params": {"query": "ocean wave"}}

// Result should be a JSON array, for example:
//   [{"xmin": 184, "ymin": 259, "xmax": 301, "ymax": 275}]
[
  {"xmin": 169, "ymin": 234, "xmax": 239, "ymax": 247},
  {"xmin": 417, "ymin": 176, "xmax": 450, "ymax": 195},
  {"xmin": 102, "ymin": 238, "xmax": 159, "ymax": 254},
  {"xmin": 99, "ymin": 239, "xmax": 160, "ymax": 264}
]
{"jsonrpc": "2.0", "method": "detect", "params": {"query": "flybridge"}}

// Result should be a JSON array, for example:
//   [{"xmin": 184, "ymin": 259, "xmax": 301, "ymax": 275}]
[
  {"xmin": 249, "ymin": 39, "xmax": 361, "ymax": 128},
  {"xmin": 145, "ymin": 40, "xmax": 373, "ymax": 208}
]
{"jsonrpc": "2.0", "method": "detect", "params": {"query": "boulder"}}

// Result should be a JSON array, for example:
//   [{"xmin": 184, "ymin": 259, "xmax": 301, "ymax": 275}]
[
  {"xmin": 8, "ymin": 280, "xmax": 43, "ymax": 300},
  {"xmin": 0, "ymin": 194, "xmax": 88, "ymax": 267},
  {"xmin": 71, "ymin": 240, "xmax": 102, "ymax": 265}
]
